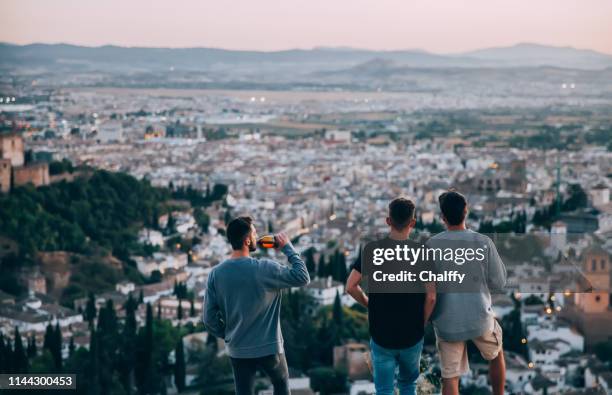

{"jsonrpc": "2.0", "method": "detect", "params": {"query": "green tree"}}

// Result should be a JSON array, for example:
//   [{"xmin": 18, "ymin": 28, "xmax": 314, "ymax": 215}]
[
  {"xmin": 136, "ymin": 303, "xmax": 156, "ymax": 395},
  {"xmin": 317, "ymin": 254, "xmax": 327, "ymax": 278},
  {"xmin": 304, "ymin": 248, "xmax": 316, "ymax": 274},
  {"xmin": 68, "ymin": 337, "xmax": 75, "ymax": 357},
  {"xmin": 85, "ymin": 292, "xmax": 97, "ymax": 327},
  {"xmin": 27, "ymin": 334, "xmax": 37, "ymax": 358},
  {"xmin": 53, "ymin": 323, "xmax": 63, "ymax": 371},
  {"xmin": 13, "ymin": 327, "xmax": 29, "ymax": 373},
  {"xmin": 174, "ymin": 337, "xmax": 186, "ymax": 392},
  {"xmin": 308, "ymin": 366, "xmax": 347, "ymax": 395}
]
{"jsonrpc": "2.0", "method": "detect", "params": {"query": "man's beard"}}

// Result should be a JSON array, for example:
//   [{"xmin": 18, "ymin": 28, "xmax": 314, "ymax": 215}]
[{"xmin": 249, "ymin": 240, "xmax": 257, "ymax": 252}]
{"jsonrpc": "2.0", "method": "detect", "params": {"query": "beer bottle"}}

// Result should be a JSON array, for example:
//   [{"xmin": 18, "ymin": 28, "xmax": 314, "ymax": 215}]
[{"xmin": 257, "ymin": 234, "xmax": 278, "ymax": 249}]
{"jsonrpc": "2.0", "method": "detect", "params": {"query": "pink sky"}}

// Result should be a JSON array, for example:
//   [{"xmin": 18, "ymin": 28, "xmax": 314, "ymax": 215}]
[{"xmin": 2, "ymin": 0, "xmax": 612, "ymax": 54}]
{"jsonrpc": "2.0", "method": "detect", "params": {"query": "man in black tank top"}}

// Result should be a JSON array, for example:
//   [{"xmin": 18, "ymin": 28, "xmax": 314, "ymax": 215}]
[{"xmin": 346, "ymin": 198, "xmax": 436, "ymax": 395}]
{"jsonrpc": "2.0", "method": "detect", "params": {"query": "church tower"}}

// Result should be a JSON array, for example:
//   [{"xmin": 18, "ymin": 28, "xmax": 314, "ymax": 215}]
[{"xmin": 575, "ymin": 245, "xmax": 610, "ymax": 313}]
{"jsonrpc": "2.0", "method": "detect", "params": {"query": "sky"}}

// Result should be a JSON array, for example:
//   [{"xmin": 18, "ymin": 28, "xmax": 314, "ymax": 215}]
[{"xmin": 2, "ymin": 0, "xmax": 612, "ymax": 54}]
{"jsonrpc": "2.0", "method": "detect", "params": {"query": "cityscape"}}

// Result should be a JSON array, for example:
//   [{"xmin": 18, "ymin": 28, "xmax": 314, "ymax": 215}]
[{"xmin": 1, "ymin": 4, "xmax": 612, "ymax": 394}]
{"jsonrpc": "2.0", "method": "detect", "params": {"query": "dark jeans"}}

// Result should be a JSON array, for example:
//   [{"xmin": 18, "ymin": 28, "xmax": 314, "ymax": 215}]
[{"xmin": 230, "ymin": 353, "xmax": 290, "ymax": 395}]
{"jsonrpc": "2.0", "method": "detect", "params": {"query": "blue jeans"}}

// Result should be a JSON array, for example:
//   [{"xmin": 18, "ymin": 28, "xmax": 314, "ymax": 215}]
[{"xmin": 370, "ymin": 339, "xmax": 423, "ymax": 395}]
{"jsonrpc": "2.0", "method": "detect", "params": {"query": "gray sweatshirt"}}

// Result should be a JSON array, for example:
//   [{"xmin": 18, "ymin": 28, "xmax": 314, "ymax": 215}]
[
  {"xmin": 426, "ymin": 229, "xmax": 507, "ymax": 341},
  {"xmin": 203, "ymin": 243, "xmax": 310, "ymax": 358}
]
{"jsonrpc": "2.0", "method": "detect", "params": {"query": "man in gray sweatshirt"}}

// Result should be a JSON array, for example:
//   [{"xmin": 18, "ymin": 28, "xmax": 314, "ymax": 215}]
[
  {"xmin": 426, "ymin": 191, "xmax": 507, "ymax": 395},
  {"xmin": 203, "ymin": 216, "xmax": 310, "ymax": 395}
]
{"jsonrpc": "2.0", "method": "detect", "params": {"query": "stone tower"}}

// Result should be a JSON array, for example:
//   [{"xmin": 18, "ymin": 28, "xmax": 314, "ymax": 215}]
[
  {"xmin": 575, "ymin": 245, "xmax": 610, "ymax": 314},
  {"xmin": 0, "ymin": 132, "xmax": 25, "ymax": 167}
]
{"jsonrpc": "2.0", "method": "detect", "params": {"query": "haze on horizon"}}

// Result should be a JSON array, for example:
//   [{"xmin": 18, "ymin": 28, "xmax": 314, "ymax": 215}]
[{"xmin": 1, "ymin": 0, "xmax": 612, "ymax": 55}]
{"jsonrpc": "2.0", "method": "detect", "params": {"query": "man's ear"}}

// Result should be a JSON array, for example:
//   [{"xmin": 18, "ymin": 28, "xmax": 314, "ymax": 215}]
[
  {"xmin": 440, "ymin": 214, "xmax": 448, "ymax": 226},
  {"xmin": 385, "ymin": 217, "xmax": 392, "ymax": 227},
  {"xmin": 410, "ymin": 217, "xmax": 416, "ymax": 227}
]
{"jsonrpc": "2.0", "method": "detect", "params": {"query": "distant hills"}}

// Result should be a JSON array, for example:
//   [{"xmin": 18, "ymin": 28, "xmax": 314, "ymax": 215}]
[{"xmin": 1, "ymin": 42, "xmax": 611, "ymax": 71}]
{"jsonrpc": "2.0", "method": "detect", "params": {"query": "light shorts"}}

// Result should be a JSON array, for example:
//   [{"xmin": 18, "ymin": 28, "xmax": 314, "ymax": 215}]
[{"xmin": 436, "ymin": 319, "xmax": 503, "ymax": 379}]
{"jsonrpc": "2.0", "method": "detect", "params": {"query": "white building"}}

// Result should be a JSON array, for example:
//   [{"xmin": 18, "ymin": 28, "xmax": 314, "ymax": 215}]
[
  {"xmin": 138, "ymin": 228, "xmax": 164, "ymax": 247},
  {"xmin": 526, "ymin": 321, "xmax": 584, "ymax": 352},
  {"xmin": 325, "ymin": 130, "xmax": 352, "ymax": 144},
  {"xmin": 134, "ymin": 252, "xmax": 188, "ymax": 276},
  {"xmin": 350, "ymin": 380, "xmax": 375, "ymax": 395},
  {"xmin": 304, "ymin": 277, "xmax": 344, "ymax": 308},
  {"xmin": 504, "ymin": 352, "xmax": 536, "ymax": 394},
  {"xmin": 528, "ymin": 338, "xmax": 572, "ymax": 366}
]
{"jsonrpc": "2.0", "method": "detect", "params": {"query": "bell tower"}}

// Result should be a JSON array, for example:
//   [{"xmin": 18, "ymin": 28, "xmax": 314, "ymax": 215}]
[{"xmin": 576, "ymin": 245, "xmax": 610, "ymax": 313}]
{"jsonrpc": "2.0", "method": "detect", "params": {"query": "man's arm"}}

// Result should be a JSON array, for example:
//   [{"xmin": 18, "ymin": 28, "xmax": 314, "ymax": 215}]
[
  {"xmin": 346, "ymin": 269, "xmax": 368, "ymax": 308},
  {"xmin": 260, "ymin": 234, "xmax": 310, "ymax": 289},
  {"xmin": 423, "ymin": 282, "xmax": 436, "ymax": 326},
  {"xmin": 203, "ymin": 273, "xmax": 225, "ymax": 339},
  {"xmin": 486, "ymin": 238, "xmax": 507, "ymax": 292}
]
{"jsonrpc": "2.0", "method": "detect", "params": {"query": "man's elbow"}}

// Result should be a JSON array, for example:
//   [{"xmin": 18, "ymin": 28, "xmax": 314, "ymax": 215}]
[{"xmin": 296, "ymin": 272, "xmax": 310, "ymax": 287}]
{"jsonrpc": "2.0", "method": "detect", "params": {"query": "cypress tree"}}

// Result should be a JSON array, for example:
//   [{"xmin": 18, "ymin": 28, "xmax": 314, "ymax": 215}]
[
  {"xmin": 336, "ymin": 251, "xmax": 347, "ymax": 282},
  {"xmin": 0, "ymin": 333, "xmax": 6, "ymax": 373},
  {"xmin": 88, "ymin": 328, "xmax": 100, "ymax": 395},
  {"xmin": 68, "ymin": 337, "xmax": 75, "ymax": 357},
  {"xmin": 317, "ymin": 254, "xmax": 327, "ymax": 278},
  {"xmin": 136, "ymin": 303, "xmax": 155, "ymax": 395},
  {"xmin": 53, "ymin": 323, "xmax": 63, "ymax": 371},
  {"xmin": 177, "ymin": 300, "xmax": 183, "ymax": 320},
  {"xmin": 43, "ymin": 324, "xmax": 54, "ymax": 354},
  {"xmin": 332, "ymin": 291, "xmax": 344, "ymax": 328},
  {"xmin": 27, "ymin": 335, "xmax": 37, "ymax": 358},
  {"xmin": 332, "ymin": 291, "xmax": 344, "ymax": 346},
  {"xmin": 13, "ymin": 327, "xmax": 28, "ymax": 373},
  {"xmin": 174, "ymin": 336, "xmax": 186, "ymax": 392},
  {"xmin": 189, "ymin": 297, "xmax": 195, "ymax": 317},
  {"xmin": 157, "ymin": 302, "xmax": 162, "ymax": 320},
  {"xmin": 121, "ymin": 296, "xmax": 138, "ymax": 395},
  {"xmin": 138, "ymin": 290, "xmax": 144, "ymax": 304},
  {"xmin": 85, "ymin": 292, "xmax": 97, "ymax": 327},
  {"xmin": 305, "ymin": 249, "xmax": 316, "ymax": 274}
]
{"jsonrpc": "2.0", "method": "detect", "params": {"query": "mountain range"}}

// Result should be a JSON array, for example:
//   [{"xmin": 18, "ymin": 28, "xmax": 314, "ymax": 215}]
[{"xmin": 1, "ymin": 42, "xmax": 611, "ymax": 71}]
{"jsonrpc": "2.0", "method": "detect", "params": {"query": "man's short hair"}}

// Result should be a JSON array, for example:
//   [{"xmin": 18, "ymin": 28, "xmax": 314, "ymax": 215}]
[
  {"xmin": 226, "ymin": 216, "xmax": 253, "ymax": 250},
  {"xmin": 438, "ymin": 190, "xmax": 468, "ymax": 226},
  {"xmin": 388, "ymin": 197, "xmax": 416, "ymax": 230}
]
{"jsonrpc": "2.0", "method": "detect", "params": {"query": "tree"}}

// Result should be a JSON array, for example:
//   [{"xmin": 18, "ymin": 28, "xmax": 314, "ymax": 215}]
[
  {"xmin": 27, "ymin": 335, "xmax": 37, "ymax": 358},
  {"xmin": 87, "ymin": 328, "xmax": 101, "ymax": 395},
  {"xmin": 53, "ymin": 323, "xmax": 63, "ymax": 370},
  {"xmin": 304, "ymin": 248, "xmax": 316, "ymax": 274},
  {"xmin": 13, "ymin": 327, "xmax": 28, "ymax": 373},
  {"xmin": 166, "ymin": 212, "xmax": 177, "ymax": 235},
  {"xmin": 174, "ymin": 337, "xmax": 186, "ymax": 392},
  {"xmin": 189, "ymin": 297, "xmax": 196, "ymax": 318},
  {"xmin": 0, "ymin": 333, "xmax": 6, "ymax": 373},
  {"xmin": 317, "ymin": 254, "xmax": 327, "ymax": 278},
  {"xmin": 119, "ymin": 294, "xmax": 138, "ymax": 394},
  {"xmin": 332, "ymin": 291, "xmax": 344, "ymax": 329},
  {"xmin": 193, "ymin": 207, "xmax": 210, "ymax": 233},
  {"xmin": 85, "ymin": 292, "xmax": 97, "ymax": 327},
  {"xmin": 332, "ymin": 249, "xmax": 347, "ymax": 282},
  {"xmin": 68, "ymin": 337, "xmax": 75, "ymax": 357},
  {"xmin": 308, "ymin": 366, "xmax": 347, "ymax": 395},
  {"xmin": 136, "ymin": 303, "xmax": 155, "ymax": 395},
  {"xmin": 43, "ymin": 324, "xmax": 54, "ymax": 358},
  {"xmin": 177, "ymin": 300, "xmax": 183, "ymax": 320}
]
